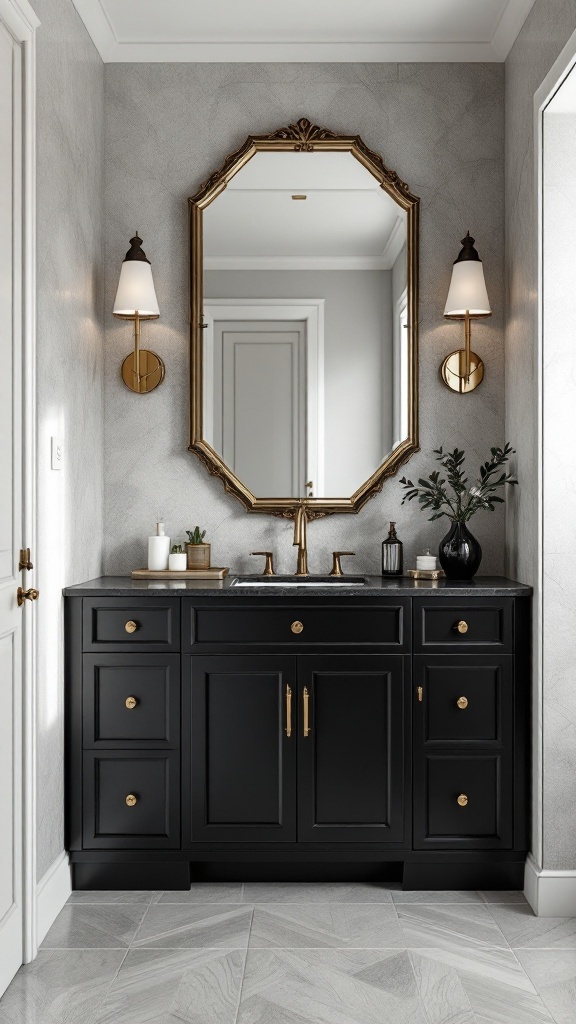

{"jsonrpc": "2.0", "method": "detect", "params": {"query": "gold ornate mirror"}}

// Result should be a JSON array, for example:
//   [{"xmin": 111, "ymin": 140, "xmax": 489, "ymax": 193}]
[{"xmin": 189, "ymin": 118, "xmax": 419, "ymax": 518}]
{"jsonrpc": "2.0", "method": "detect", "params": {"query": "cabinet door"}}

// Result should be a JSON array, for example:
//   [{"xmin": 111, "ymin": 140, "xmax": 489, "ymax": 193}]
[
  {"xmin": 297, "ymin": 656, "xmax": 407, "ymax": 843},
  {"xmin": 188, "ymin": 655, "xmax": 297, "ymax": 842}
]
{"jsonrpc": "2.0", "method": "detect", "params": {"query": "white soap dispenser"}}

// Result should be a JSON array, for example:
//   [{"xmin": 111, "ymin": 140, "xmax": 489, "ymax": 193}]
[{"xmin": 148, "ymin": 521, "xmax": 170, "ymax": 571}]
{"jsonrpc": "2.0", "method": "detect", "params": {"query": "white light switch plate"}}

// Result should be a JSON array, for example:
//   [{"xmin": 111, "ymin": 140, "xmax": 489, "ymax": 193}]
[{"xmin": 51, "ymin": 437, "xmax": 64, "ymax": 470}]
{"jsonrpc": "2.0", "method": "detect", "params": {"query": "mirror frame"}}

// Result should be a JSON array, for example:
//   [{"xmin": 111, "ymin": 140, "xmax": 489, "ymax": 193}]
[{"xmin": 188, "ymin": 118, "xmax": 419, "ymax": 519}]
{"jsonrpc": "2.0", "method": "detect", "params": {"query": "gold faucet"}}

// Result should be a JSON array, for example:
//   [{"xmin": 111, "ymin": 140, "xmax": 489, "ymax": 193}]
[{"xmin": 293, "ymin": 500, "xmax": 309, "ymax": 577}]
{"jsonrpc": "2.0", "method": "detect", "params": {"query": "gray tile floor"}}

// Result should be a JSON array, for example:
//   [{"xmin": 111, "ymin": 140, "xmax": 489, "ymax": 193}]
[{"xmin": 1, "ymin": 885, "xmax": 575, "ymax": 1023}]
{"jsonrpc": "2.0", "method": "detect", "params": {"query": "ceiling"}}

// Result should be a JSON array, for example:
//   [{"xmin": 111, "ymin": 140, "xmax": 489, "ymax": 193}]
[
  {"xmin": 203, "ymin": 152, "xmax": 405, "ymax": 270},
  {"xmin": 71, "ymin": 0, "xmax": 536, "ymax": 63}
]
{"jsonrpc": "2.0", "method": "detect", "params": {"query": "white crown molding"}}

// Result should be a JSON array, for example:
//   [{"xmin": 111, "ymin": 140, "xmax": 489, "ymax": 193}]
[
  {"xmin": 4, "ymin": 0, "xmax": 39, "ymax": 33},
  {"xmin": 72, "ymin": 0, "xmax": 535, "ymax": 63},
  {"xmin": 71, "ymin": 0, "xmax": 116, "ymax": 59},
  {"xmin": 491, "ymin": 0, "xmax": 536, "ymax": 60},
  {"xmin": 91, "ymin": 39, "xmax": 505, "ymax": 64}
]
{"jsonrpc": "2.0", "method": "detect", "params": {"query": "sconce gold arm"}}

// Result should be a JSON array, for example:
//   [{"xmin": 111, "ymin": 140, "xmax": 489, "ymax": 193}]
[
  {"xmin": 114, "ymin": 310, "xmax": 164, "ymax": 394},
  {"xmin": 442, "ymin": 309, "xmax": 491, "ymax": 394}
]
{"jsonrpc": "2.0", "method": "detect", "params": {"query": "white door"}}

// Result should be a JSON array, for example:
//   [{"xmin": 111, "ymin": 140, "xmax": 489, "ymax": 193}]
[
  {"xmin": 0, "ymin": 13, "xmax": 25, "ymax": 996},
  {"xmin": 214, "ymin": 320, "xmax": 306, "ymax": 498}
]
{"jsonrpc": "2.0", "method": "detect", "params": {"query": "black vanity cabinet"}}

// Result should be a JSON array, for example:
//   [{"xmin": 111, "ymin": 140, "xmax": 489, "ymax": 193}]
[
  {"xmin": 187, "ymin": 654, "xmax": 406, "ymax": 845},
  {"xmin": 65, "ymin": 578, "xmax": 531, "ymax": 891}
]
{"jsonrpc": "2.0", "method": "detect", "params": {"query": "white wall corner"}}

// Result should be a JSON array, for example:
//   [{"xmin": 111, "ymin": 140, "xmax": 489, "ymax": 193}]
[
  {"xmin": 36, "ymin": 852, "xmax": 71, "ymax": 947},
  {"xmin": 524, "ymin": 854, "xmax": 576, "ymax": 917}
]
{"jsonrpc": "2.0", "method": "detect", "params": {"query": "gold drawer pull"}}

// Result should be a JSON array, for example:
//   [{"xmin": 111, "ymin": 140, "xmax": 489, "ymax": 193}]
[
  {"xmin": 125, "ymin": 620, "xmax": 139, "ymax": 634},
  {"xmin": 457, "ymin": 793, "xmax": 468, "ymax": 807},
  {"xmin": 456, "ymin": 696, "xmax": 469, "ymax": 710},
  {"xmin": 456, "ymin": 620, "xmax": 469, "ymax": 634},
  {"xmin": 286, "ymin": 685, "xmax": 292, "ymax": 737},
  {"xmin": 291, "ymin": 620, "xmax": 304, "ymax": 634},
  {"xmin": 125, "ymin": 793, "xmax": 138, "ymax": 807},
  {"xmin": 125, "ymin": 696, "xmax": 138, "ymax": 710},
  {"xmin": 417, "ymin": 686, "xmax": 423, "ymax": 702},
  {"xmin": 303, "ymin": 686, "xmax": 311, "ymax": 736}
]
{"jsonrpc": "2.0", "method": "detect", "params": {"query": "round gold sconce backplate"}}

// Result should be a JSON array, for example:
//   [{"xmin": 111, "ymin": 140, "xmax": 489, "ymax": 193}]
[
  {"xmin": 441, "ymin": 350, "xmax": 484, "ymax": 393},
  {"xmin": 121, "ymin": 350, "xmax": 165, "ymax": 394}
]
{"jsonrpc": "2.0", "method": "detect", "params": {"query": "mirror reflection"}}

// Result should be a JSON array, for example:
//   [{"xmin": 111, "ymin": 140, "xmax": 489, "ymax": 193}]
[{"xmin": 202, "ymin": 151, "xmax": 409, "ymax": 499}]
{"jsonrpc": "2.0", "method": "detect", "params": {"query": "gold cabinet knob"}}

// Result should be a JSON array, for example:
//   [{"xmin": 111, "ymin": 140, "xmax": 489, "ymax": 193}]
[
  {"xmin": 125, "ymin": 696, "xmax": 138, "ymax": 710},
  {"xmin": 17, "ymin": 587, "xmax": 39, "ymax": 607},
  {"xmin": 291, "ymin": 620, "xmax": 304, "ymax": 634},
  {"xmin": 125, "ymin": 794, "xmax": 138, "ymax": 807},
  {"xmin": 457, "ymin": 793, "xmax": 468, "ymax": 807},
  {"xmin": 456, "ymin": 620, "xmax": 469, "ymax": 634},
  {"xmin": 125, "ymin": 620, "xmax": 139, "ymax": 634},
  {"xmin": 456, "ymin": 696, "xmax": 469, "ymax": 710}
]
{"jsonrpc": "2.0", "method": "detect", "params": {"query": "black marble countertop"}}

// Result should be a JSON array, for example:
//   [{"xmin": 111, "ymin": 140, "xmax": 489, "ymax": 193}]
[{"xmin": 64, "ymin": 575, "xmax": 532, "ymax": 598}]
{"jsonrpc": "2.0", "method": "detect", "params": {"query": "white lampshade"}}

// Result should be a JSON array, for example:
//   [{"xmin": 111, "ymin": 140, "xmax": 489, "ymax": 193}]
[
  {"xmin": 444, "ymin": 260, "xmax": 491, "ymax": 316},
  {"xmin": 113, "ymin": 261, "xmax": 159, "ymax": 316},
  {"xmin": 444, "ymin": 232, "xmax": 491, "ymax": 317},
  {"xmin": 113, "ymin": 233, "xmax": 159, "ymax": 316}
]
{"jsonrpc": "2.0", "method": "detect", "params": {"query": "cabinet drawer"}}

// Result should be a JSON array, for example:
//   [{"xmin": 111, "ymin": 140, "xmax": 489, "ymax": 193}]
[
  {"xmin": 414, "ymin": 753, "xmax": 511, "ymax": 849},
  {"xmin": 415, "ymin": 657, "xmax": 512, "ymax": 746},
  {"xmin": 82, "ymin": 655, "xmax": 180, "ymax": 747},
  {"xmin": 83, "ymin": 598, "xmax": 180, "ymax": 652},
  {"xmin": 414, "ymin": 598, "xmax": 512, "ymax": 653},
  {"xmin": 188, "ymin": 603, "xmax": 406, "ymax": 648},
  {"xmin": 83, "ymin": 751, "xmax": 179, "ymax": 849}
]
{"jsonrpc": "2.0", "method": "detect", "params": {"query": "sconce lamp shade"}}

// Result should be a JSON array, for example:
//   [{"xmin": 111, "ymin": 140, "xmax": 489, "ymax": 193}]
[
  {"xmin": 113, "ymin": 233, "xmax": 160, "ymax": 317},
  {"xmin": 444, "ymin": 232, "xmax": 491, "ymax": 317}
]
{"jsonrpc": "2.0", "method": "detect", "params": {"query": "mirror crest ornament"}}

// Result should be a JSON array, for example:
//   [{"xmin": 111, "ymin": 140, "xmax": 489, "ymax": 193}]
[{"xmin": 189, "ymin": 118, "xmax": 419, "ymax": 519}]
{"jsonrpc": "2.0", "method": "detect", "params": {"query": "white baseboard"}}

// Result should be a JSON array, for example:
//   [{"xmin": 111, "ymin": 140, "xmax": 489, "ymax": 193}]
[
  {"xmin": 36, "ymin": 852, "xmax": 71, "ymax": 945},
  {"xmin": 524, "ymin": 854, "xmax": 576, "ymax": 916}
]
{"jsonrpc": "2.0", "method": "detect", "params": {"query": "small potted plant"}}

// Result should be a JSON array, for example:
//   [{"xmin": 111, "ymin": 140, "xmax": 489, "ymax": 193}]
[
  {"xmin": 168, "ymin": 543, "xmax": 187, "ymax": 572},
  {"xmin": 186, "ymin": 527, "xmax": 210, "ymax": 570},
  {"xmin": 400, "ymin": 443, "xmax": 517, "ymax": 580}
]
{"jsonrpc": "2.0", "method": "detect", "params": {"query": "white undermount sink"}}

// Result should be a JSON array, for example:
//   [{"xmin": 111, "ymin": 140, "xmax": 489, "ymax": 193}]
[{"xmin": 230, "ymin": 576, "xmax": 368, "ymax": 587}]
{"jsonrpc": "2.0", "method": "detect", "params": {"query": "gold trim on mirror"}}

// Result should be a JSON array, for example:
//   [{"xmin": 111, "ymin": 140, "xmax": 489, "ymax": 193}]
[{"xmin": 188, "ymin": 118, "xmax": 419, "ymax": 519}]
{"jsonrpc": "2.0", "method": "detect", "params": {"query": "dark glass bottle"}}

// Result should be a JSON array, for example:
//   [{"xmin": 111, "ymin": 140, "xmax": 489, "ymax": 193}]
[{"xmin": 382, "ymin": 521, "xmax": 403, "ymax": 576}]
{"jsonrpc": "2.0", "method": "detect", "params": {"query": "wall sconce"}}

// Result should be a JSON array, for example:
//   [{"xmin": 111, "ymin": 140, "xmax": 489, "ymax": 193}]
[
  {"xmin": 442, "ymin": 232, "xmax": 491, "ymax": 393},
  {"xmin": 113, "ymin": 232, "xmax": 163, "ymax": 393}
]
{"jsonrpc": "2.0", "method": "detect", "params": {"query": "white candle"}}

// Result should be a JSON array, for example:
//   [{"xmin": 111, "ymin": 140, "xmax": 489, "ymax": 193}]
[{"xmin": 416, "ymin": 552, "xmax": 437, "ymax": 571}]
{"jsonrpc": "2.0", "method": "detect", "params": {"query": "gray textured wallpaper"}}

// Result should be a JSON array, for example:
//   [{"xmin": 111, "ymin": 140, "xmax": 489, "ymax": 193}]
[
  {"xmin": 32, "ymin": 0, "xmax": 104, "ymax": 879},
  {"xmin": 103, "ymin": 62, "xmax": 506, "ymax": 578},
  {"xmin": 505, "ymin": 0, "xmax": 576, "ymax": 871}
]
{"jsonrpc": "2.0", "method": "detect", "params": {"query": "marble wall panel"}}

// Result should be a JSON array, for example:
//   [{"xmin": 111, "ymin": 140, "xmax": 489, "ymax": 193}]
[{"xmin": 103, "ymin": 62, "xmax": 506, "ymax": 578}]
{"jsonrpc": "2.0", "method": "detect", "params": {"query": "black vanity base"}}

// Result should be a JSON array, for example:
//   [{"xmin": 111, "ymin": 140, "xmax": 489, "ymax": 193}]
[{"xmin": 69, "ymin": 851, "xmax": 527, "ymax": 892}]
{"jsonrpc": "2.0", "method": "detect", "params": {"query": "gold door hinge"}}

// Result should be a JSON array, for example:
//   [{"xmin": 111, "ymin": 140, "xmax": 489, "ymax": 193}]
[{"xmin": 19, "ymin": 548, "xmax": 33, "ymax": 571}]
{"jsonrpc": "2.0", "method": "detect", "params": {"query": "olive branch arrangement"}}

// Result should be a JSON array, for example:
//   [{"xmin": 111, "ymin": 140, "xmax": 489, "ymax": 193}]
[{"xmin": 400, "ymin": 444, "xmax": 517, "ymax": 523}]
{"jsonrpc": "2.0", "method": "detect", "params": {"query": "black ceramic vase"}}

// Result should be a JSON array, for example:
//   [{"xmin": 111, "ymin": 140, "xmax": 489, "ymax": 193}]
[{"xmin": 438, "ymin": 520, "xmax": 482, "ymax": 580}]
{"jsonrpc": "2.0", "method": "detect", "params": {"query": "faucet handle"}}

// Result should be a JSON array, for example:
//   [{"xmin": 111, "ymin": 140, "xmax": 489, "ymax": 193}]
[
  {"xmin": 251, "ymin": 551, "xmax": 276, "ymax": 576},
  {"xmin": 329, "ymin": 551, "xmax": 356, "ymax": 577}
]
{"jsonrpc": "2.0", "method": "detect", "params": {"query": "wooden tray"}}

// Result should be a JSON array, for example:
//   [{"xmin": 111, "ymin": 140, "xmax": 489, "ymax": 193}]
[
  {"xmin": 406, "ymin": 568, "xmax": 445, "ymax": 580},
  {"xmin": 131, "ymin": 567, "xmax": 229, "ymax": 580}
]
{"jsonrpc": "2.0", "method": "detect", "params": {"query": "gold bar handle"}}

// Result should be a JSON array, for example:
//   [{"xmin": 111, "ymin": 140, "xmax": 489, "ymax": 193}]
[
  {"xmin": 285, "ymin": 685, "xmax": 292, "ymax": 737},
  {"xmin": 303, "ymin": 686, "xmax": 311, "ymax": 737},
  {"xmin": 417, "ymin": 686, "xmax": 423, "ymax": 702}
]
